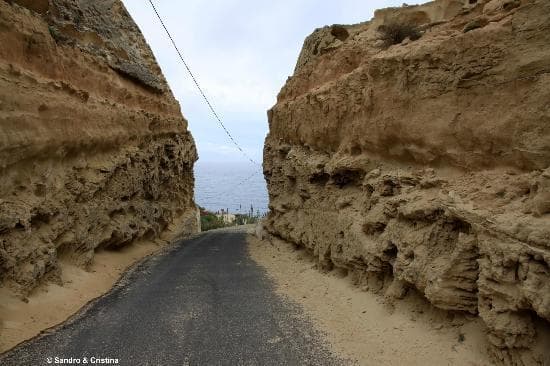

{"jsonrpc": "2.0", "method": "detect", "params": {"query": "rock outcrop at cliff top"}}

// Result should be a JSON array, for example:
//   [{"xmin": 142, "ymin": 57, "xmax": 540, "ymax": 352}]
[
  {"xmin": 264, "ymin": 0, "xmax": 550, "ymax": 364},
  {"xmin": 0, "ymin": 0, "xmax": 199, "ymax": 293}
]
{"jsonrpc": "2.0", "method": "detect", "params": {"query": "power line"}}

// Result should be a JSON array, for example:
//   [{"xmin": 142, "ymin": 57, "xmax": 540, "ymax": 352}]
[
  {"xmin": 147, "ymin": 0, "xmax": 260, "ymax": 166},
  {"xmin": 211, "ymin": 169, "xmax": 265, "ymax": 203},
  {"xmin": 233, "ymin": 170, "xmax": 263, "ymax": 190}
]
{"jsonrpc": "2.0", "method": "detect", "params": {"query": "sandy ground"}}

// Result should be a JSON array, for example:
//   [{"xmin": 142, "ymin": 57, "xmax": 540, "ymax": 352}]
[
  {"xmin": 0, "ymin": 238, "xmax": 171, "ymax": 353},
  {"xmin": 247, "ymin": 234, "xmax": 494, "ymax": 366}
]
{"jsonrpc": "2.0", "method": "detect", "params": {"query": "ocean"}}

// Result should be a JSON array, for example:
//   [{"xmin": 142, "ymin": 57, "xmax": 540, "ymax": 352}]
[{"xmin": 194, "ymin": 161, "xmax": 269, "ymax": 215}]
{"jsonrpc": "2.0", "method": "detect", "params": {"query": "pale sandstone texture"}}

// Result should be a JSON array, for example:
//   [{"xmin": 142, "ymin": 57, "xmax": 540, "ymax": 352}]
[
  {"xmin": 263, "ymin": 0, "xmax": 550, "ymax": 364},
  {"xmin": 0, "ymin": 0, "xmax": 199, "ymax": 293}
]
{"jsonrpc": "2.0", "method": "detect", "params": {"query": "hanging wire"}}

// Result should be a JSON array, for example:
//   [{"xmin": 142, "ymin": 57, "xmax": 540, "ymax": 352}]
[{"xmin": 147, "ymin": 0, "xmax": 261, "ymax": 167}]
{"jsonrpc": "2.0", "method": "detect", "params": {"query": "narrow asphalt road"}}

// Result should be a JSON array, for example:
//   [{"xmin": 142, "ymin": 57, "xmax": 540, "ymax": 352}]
[{"xmin": 1, "ymin": 229, "xmax": 344, "ymax": 366}]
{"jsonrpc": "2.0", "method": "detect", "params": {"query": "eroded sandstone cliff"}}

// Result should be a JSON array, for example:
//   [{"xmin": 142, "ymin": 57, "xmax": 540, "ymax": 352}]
[
  {"xmin": 263, "ymin": 0, "xmax": 550, "ymax": 364},
  {"xmin": 0, "ymin": 1, "xmax": 199, "ymax": 293}
]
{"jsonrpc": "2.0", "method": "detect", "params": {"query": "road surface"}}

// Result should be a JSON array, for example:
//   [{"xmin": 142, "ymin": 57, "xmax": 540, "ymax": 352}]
[{"xmin": 1, "ymin": 228, "xmax": 343, "ymax": 365}]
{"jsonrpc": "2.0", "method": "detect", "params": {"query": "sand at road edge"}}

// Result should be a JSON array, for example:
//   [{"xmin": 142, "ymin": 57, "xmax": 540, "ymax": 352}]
[
  {"xmin": 247, "ymin": 234, "xmax": 492, "ymax": 366},
  {"xmin": 0, "ymin": 237, "xmax": 171, "ymax": 353}
]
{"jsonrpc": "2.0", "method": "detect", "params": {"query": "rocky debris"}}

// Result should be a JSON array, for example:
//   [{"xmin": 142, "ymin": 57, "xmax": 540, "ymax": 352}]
[
  {"xmin": 263, "ymin": 0, "xmax": 550, "ymax": 364},
  {"xmin": 0, "ymin": 0, "xmax": 199, "ymax": 294}
]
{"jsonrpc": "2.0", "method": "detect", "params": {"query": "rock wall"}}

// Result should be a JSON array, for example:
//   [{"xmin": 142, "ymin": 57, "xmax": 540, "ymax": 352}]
[
  {"xmin": 264, "ymin": 0, "xmax": 550, "ymax": 364},
  {"xmin": 0, "ymin": 0, "xmax": 199, "ymax": 293}
]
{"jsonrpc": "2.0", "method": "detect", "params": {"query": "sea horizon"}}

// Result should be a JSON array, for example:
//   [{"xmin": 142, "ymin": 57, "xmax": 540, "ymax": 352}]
[{"xmin": 193, "ymin": 160, "xmax": 269, "ymax": 215}]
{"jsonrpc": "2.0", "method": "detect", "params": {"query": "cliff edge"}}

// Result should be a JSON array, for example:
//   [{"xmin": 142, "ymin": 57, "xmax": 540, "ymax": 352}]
[
  {"xmin": 264, "ymin": 0, "xmax": 550, "ymax": 364},
  {"xmin": 0, "ymin": 0, "xmax": 199, "ymax": 294}
]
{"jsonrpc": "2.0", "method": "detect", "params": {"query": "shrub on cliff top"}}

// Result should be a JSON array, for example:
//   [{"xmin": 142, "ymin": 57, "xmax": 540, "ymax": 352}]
[{"xmin": 377, "ymin": 23, "xmax": 422, "ymax": 48}]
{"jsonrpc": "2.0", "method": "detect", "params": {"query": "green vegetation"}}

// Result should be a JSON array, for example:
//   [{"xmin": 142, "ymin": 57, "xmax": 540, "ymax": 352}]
[
  {"xmin": 48, "ymin": 26, "xmax": 62, "ymax": 43},
  {"xmin": 377, "ymin": 23, "xmax": 421, "ymax": 47},
  {"xmin": 199, "ymin": 207, "xmax": 264, "ymax": 232},
  {"xmin": 200, "ymin": 211, "xmax": 226, "ymax": 231}
]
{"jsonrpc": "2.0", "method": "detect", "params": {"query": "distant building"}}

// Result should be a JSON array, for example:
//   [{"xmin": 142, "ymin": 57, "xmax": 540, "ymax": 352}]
[{"xmin": 216, "ymin": 210, "xmax": 235, "ymax": 224}]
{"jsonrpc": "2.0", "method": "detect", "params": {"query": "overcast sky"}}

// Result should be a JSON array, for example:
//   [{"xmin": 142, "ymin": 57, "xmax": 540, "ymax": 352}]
[{"xmin": 122, "ymin": 1, "xmax": 421, "ymax": 163}]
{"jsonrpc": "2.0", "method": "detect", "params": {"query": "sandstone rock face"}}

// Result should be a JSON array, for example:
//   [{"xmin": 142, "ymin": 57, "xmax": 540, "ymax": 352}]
[
  {"xmin": 264, "ymin": 0, "xmax": 550, "ymax": 364},
  {"xmin": 0, "ymin": 1, "xmax": 199, "ymax": 293}
]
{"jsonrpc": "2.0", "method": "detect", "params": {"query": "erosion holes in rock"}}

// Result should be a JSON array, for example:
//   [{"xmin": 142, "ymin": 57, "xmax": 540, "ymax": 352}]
[
  {"xmin": 334, "ymin": 266, "xmax": 349, "ymax": 278},
  {"xmin": 448, "ymin": 217, "xmax": 472, "ymax": 235},
  {"xmin": 309, "ymin": 172, "xmax": 330, "ymax": 186},
  {"xmin": 142, "ymin": 228, "xmax": 156, "ymax": 241},
  {"xmin": 319, "ymin": 247, "xmax": 334, "ymax": 272},
  {"xmin": 331, "ymin": 169, "xmax": 366, "ymax": 188},
  {"xmin": 383, "ymin": 242, "xmax": 398, "ymax": 263},
  {"xmin": 34, "ymin": 183, "xmax": 47, "ymax": 197},
  {"xmin": 405, "ymin": 249, "xmax": 415, "ymax": 262},
  {"xmin": 535, "ymin": 314, "xmax": 550, "ymax": 365},
  {"xmin": 349, "ymin": 144, "xmax": 362, "ymax": 156},
  {"xmin": 380, "ymin": 178, "xmax": 400, "ymax": 196},
  {"xmin": 287, "ymin": 175, "xmax": 297, "ymax": 188},
  {"xmin": 30, "ymin": 211, "xmax": 51, "ymax": 228},
  {"xmin": 363, "ymin": 221, "xmax": 387, "ymax": 236},
  {"xmin": 97, "ymin": 230, "xmax": 131, "ymax": 251},
  {"xmin": 277, "ymin": 145, "xmax": 291, "ymax": 159},
  {"xmin": 109, "ymin": 208, "xmax": 125, "ymax": 219},
  {"xmin": 143, "ymin": 190, "xmax": 155, "ymax": 201},
  {"xmin": 365, "ymin": 184, "xmax": 375, "ymax": 197},
  {"xmin": 291, "ymin": 241, "xmax": 302, "ymax": 251},
  {"xmin": 503, "ymin": 0, "xmax": 521, "ymax": 11},
  {"xmin": 56, "ymin": 241, "xmax": 74, "ymax": 262},
  {"xmin": 11, "ymin": 0, "xmax": 50, "ymax": 14},
  {"xmin": 330, "ymin": 25, "xmax": 349, "ymax": 42}
]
